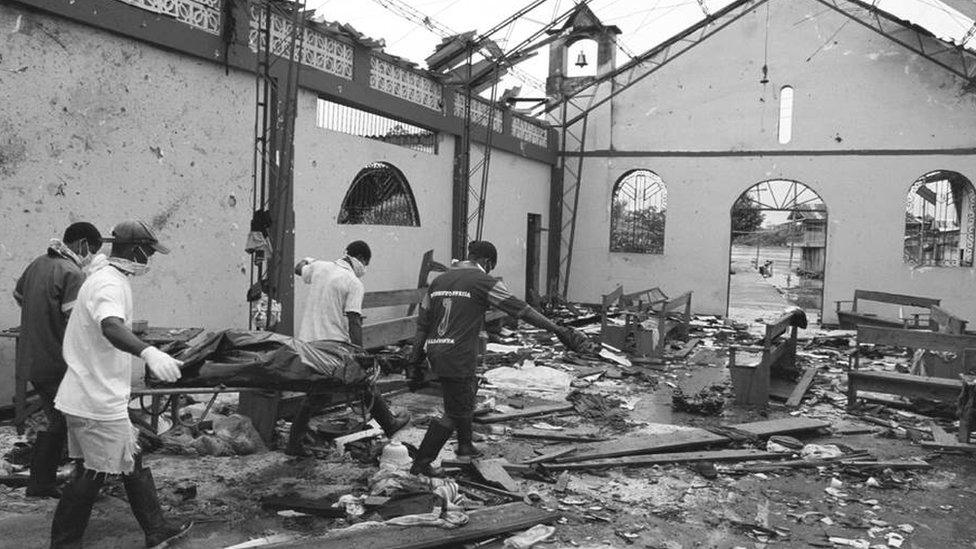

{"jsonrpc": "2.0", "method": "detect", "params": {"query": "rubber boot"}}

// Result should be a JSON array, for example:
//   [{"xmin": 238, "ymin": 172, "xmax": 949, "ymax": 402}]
[
  {"xmin": 28, "ymin": 431, "xmax": 65, "ymax": 498},
  {"xmin": 369, "ymin": 397, "xmax": 411, "ymax": 438},
  {"xmin": 122, "ymin": 466, "xmax": 192, "ymax": 549},
  {"xmin": 454, "ymin": 417, "xmax": 482, "ymax": 461},
  {"xmin": 285, "ymin": 402, "xmax": 313, "ymax": 457},
  {"xmin": 409, "ymin": 421, "xmax": 454, "ymax": 477},
  {"xmin": 50, "ymin": 465, "xmax": 104, "ymax": 549}
]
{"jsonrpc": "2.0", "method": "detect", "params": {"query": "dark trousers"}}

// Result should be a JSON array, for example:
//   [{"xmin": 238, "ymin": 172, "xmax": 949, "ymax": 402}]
[
  {"xmin": 439, "ymin": 376, "xmax": 479, "ymax": 423},
  {"xmin": 32, "ymin": 380, "xmax": 66, "ymax": 435}
]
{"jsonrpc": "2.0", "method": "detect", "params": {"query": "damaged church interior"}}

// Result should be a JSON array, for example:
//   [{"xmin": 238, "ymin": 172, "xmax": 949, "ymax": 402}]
[{"xmin": 1, "ymin": 0, "xmax": 976, "ymax": 547}]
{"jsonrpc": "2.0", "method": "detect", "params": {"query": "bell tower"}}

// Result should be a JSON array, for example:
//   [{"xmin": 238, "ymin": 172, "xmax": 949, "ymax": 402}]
[{"xmin": 546, "ymin": 3, "xmax": 621, "ymax": 97}]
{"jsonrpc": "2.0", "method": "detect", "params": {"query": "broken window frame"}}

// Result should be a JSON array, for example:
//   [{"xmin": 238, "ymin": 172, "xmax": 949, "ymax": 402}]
[
  {"xmin": 903, "ymin": 170, "xmax": 975, "ymax": 268},
  {"xmin": 610, "ymin": 169, "xmax": 667, "ymax": 255},
  {"xmin": 338, "ymin": 162, "xmax": 421, "ymax": 227}
]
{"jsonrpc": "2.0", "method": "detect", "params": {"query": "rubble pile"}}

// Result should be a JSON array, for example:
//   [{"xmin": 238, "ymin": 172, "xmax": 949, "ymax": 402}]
[{"xmin": 1, "ymin": 308, "xmax": 975, "ymax": 547}]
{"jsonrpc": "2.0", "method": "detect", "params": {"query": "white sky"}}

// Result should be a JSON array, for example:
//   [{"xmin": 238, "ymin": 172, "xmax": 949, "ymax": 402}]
[{"xmin": 314, "ymin": 0, "xmax": 976, "ymax": 98}]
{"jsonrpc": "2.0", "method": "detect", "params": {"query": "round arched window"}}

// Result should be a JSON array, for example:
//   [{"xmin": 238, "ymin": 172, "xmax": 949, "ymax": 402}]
[{"xmin": 338, "ymin": 162, "xmax": 420, "ymax": 226}]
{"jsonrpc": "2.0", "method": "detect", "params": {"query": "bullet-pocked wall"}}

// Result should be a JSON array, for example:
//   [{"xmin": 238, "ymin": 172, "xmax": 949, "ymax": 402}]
[
  {"xmin": 0, "ymin": 3, "xmax": 254, "ymax": 332},
  {"xmin": 566, "ymin": 0, "xmax": 976, "ymax": 322},
  {"xmin": 291, "ymin": 89, "xmax": 454, "ymax": 325},
  {"xmin": 470, "ymin": 143, "xmax": 550, "ymax": 303}
]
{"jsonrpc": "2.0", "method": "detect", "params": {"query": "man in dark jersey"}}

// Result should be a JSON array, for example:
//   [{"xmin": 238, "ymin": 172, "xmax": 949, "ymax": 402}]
[
  {"xmin": 14, "ymin": 222, "xmax": 103, "ymax": 498},
  {"xmin": 407, "ymin": 241, "xmax": 592, "ymax": 476}
]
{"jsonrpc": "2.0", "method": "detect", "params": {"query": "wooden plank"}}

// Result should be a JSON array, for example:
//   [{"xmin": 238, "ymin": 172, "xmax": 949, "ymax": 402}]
[
  {"xmin": 362, "ymin": 288, "xmax": 426, "ymax": 309},
  {"xmin": 554, "ymin": 428, "xmax": 728, "ymax": 463},
  {"xmin": 930, "ymin": 305, "xmax": 968, "ymax": 334},
  {"xmin": 521, "ymin": 448, "xmax": 576, "ymax": 465},
  {"xmin": 473, "ymin": 459, "xmax": 521, "ymax": 493},
  {"xmin": 261, "ymin": 495, "xmax": 346, "ymax": 517},
  {"xmin": 785, "ymin": 367, "xmax": 818, "ymax": 407},
  {"xmin": 510, "ymin": 428, "xmax": 608, "ymax": 442},
  {"xmin": 857, "ymin": 326, "xmax": 976, "ymax": 352},
  {"xmin": 362, "ymin": 316, "xmax": 418, "ymax": 349},
  {"xmin": 848, "ymin": 371, "xmax": 962, "ymax": 402},
  {"xmin": 546, "ymin": 449, "xmax": 783, "ymax": 471},
  {"xmin": 474, "ymin": 404, "xmax": 574, "ymax": 424},
  {"xmin": 854, "ymin": 290, "xmax": 940, "ymax": 309},
  {"xmin": 283, "ymin": 502, "xmax": 560, "ymax": 549},
  {"xmin": 919, "ymin": 441, "xmax": 976, "ymax": 453},
  {"xmin": 726, "ymin": 417, "xmax": 830, "ymax": 437}
]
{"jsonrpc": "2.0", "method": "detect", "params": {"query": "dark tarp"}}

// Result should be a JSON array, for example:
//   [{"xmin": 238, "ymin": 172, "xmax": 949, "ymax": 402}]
[{"xmin": 170, "ymin": 330, "xmax": 375, "ymax": 391}]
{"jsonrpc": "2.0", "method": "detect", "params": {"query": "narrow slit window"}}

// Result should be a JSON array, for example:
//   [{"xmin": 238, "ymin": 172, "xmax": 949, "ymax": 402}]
[{"xmin": 778, "ymin": 86, "xmax": 794, "ymax": 144}]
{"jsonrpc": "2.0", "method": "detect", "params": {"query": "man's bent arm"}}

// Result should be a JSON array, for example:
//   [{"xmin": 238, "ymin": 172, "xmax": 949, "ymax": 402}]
[
  {"xmin": 346, "ymin": 312, "xmax": 363, "ymax": 347},
  {"xmin": 101, "ymin": 317, "xmax": 149, "ymax": 356}
]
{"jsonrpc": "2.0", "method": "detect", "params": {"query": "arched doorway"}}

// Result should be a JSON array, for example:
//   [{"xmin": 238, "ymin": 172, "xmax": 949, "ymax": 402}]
[{"xmin": 727, "ymin": 179, "xmax": 827, "ymax": 325}]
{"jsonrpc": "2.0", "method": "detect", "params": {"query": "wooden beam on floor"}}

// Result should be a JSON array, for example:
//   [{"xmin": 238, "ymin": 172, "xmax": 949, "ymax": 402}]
[
  {"xmin": 545, "ymin": 449, "xmax": 784, "ymax": 471},
  {"xmin": 553, "ymin": 428, "xmax": 728, "ymax": 463},
  {"xmin": 474, "ymin": 404, "xmax": 574, "ymax": 424}
]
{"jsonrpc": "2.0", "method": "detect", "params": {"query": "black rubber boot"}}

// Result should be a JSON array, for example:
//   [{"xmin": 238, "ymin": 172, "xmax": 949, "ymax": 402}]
[
  {"xmin": 454, "ymin": 417, "xmax": 482, "ymax": 461},
  {"xmin": 122, "ymin": 466, "xmax": 192, "ymax": 549},
  {"xmin": 409, "ymin": 421, "xmax": 454, "ymax": 477},
  {"xmin": 28, "ymin": 431, "xmax": 65, "ymax": 498},
  {"xmin": 285, "ymin": 402, "xmax": 313, "ymax": 457},
  {"xmin": 50, "ymin": 464, "xmax": 104, "ymax": 549},
  {"xmin": 369, "ymin": 397, "xmax": 411, "ymax": 438}
]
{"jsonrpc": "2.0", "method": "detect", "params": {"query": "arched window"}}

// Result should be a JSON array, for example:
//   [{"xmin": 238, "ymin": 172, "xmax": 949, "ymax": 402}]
[
  {"xmin": 904, "ymin": 170, "xmax": 975, "ymax": 267},
  {"xmin": 610, "ymin": 169, "xmax": 667, "ymax": 254},
  {"xmin": 566, "ymin": 38, "xmax": 599, "ymax": 78},
  {"xmin": 338, "ymin": 162, "xmax": 420, "ymax": 226}
]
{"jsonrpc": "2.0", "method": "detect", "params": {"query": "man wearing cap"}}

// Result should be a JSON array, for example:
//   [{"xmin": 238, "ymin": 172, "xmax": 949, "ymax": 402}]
[
  {"xmin": 14, "ymin": 222, "xmax": 103, "ymax": 498},
  {"xmin": 50, "ymin": 220, "xmax": 191, "ymax": 549},
  {"xmin": 288, "ymin": 240, "xmax": 410, "ymax": 456},
  {"xmin": 407, "ymin": 240, "xmax": 594, "ymax": 476}
]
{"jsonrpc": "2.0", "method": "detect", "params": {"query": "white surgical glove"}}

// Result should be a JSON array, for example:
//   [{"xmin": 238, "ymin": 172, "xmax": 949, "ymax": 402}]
[{"xmin": 140, "ymin": 346, "xmax": 183, "ymax": 383}]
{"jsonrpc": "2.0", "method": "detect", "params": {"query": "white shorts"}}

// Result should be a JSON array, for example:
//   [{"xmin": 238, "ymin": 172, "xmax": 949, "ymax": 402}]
[{"xmin": 64, "ymin": 414, "xmax": 140, "ymax": 475}]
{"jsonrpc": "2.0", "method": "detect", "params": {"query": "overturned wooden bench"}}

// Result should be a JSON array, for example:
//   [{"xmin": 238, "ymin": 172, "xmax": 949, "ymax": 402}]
[
  {"xmin": 728, "ymin": 311, "xmax": 805, "ymax": 406},
  {"xmin": 599, "ymin": 286, "xmax": 692, "ymax": 356},
  {"xmin": 846, "ymin": 326, "xmax": 976, "ymax": 417},
  {"xmin": 835, "ymin": 290, "xmax": 940, "ymax": 330}
]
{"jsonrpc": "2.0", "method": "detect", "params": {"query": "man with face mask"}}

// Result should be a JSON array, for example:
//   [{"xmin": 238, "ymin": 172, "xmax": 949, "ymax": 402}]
[
  {"xmin": 288, "ymin": 240, "xmax": 410, "ymax": 456},
  {"xmin": 407, "ymin": 240, "xmax": 594, "ymax": 476},
  {"xmin": 14, "ymin": 222, "xmax": 103, "ymax": 499},
  {"xmin": 50, "ymin": 220, "xmax": 191, "ymax": 549}
]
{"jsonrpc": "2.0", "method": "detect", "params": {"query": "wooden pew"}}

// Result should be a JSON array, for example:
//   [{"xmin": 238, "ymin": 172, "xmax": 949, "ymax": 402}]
[
  {"xmin": 728, "ymin": 312, "xmax": 800, "ymax": 405},
  {"xmin": 361, "ymin": 288, "xmax": 426, "ymax": 349},
  {"xmin": 835, "ymin": 290, "xmax": 940, "ymax": 330},
  {"xmin": 618, "ymin": 287, "xmax": 669, "ymax": 313},
  {"xmin": 649, "ymin": 291, "xmax": 693, "ymax": 353},
  {"xmin": 846, "ymin": 325, "xmax": 976, "ymax": 408}
]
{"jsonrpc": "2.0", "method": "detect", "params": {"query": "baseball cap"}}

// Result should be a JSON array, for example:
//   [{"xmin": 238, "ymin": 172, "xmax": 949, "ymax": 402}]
[{"xmin": 109, "ymin": 220, "xmax": 170, "ymax": 254}]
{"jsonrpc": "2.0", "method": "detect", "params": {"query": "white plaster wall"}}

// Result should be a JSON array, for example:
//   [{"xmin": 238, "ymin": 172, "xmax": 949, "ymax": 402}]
[
  {"xmin": 566, "ymin": 0, "xmax": 976, "ymax": 323},
  {"xmin": 470, "ymin": 144, "xmax": 550, "ymax": 302},
  {"xmin": 291, "ymin": 90, "xmax": 454, "ymax": 325},
  {"xmin": 0, "ymin": 4, "xmax": 253, "ymax": 333}
]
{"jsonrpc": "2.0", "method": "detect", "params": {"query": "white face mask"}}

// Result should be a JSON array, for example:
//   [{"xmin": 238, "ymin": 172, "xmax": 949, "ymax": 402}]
[{"xmin": 110, "ymin": 246, "xmax": 152, "ymax": 276}]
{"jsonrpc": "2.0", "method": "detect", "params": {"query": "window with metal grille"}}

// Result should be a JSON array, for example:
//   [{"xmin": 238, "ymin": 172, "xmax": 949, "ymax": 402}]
[
  {"xmin": 904, "ymin": 170, "xmax": 975, "ymax": 267},
  {"xmin": 338, "ymin": 162, "xmax": 421, "ymax": 227},
  {"xmin": 610, "ymin": 169, "xmax": 667, "ymax": 254},
  {"xmin": 316, "ymin": 98, "xmax": 438, "ymax": 154}
]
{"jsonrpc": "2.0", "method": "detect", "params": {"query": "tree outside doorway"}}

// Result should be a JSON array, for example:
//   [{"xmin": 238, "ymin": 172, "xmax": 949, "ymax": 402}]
[{"xmin": 727, "ymin": 180, "xmax": 827, "ymax": 326}]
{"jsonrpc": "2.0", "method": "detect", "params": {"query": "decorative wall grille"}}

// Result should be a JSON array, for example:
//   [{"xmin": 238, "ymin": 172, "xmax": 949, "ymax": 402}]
[
  {"xmin": 316, "ymin": 98, "xmax": 438, "ymax": 154},
  {"xmin": 369, "ymin": 57, "xmax": 443, "ymax": 112},
  {"xmin": 453, "ymin": 92, "xmax": 502, "ymax": 133},
  {"xmin": 249, "ymin": 8, "xmax": 354, "ymax": 80},
  {"xmin": 511, "ymin": 116, "xmax": 548, "ymax": 148},
  {"xmin": 114, "ymin": 0, "xmax": 221, "ymax": 35}
]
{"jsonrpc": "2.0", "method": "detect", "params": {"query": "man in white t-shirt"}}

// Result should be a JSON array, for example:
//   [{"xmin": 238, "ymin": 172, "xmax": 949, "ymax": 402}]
[
  {"xmin": 51, "ymin": 220, "xmax": 191, "ymax": 549},
  {"xmin": 288, "ymin": 241, "xmax": 409, "ymax": 456}
]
